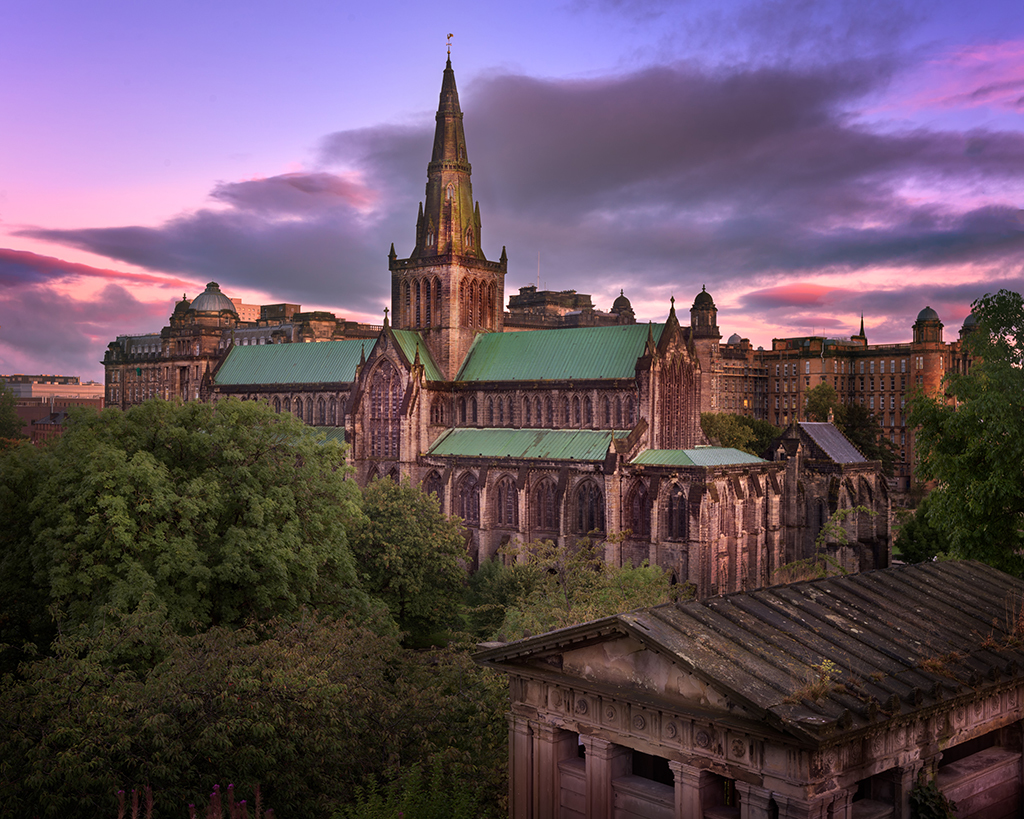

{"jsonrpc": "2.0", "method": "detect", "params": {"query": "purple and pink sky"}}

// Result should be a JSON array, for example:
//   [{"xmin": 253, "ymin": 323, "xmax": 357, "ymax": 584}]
[{"xmin": 2, "ymin": 0, "xmax": 1023, "ymax": 382}]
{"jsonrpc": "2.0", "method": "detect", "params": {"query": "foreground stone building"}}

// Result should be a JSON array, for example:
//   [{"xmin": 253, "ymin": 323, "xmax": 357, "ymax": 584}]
[{"xmin": 476, "ymin": 560, "xmax": 1024, "ymax": 819}]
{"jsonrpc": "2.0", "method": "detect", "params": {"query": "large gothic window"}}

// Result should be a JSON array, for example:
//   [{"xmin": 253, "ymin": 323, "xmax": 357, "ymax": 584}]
[
  {"xmin": 424, "ymin": 279, "xmax": 431, "ymax": 327},
  {"xmin": 487, "ymin": 398, "xmax": 494, "ymax": 426},
  {"xmin": 573, "ymin": 481, "xmax": 604, "ymax": 534},
  {"xmin": 546, "ymin": 398, "xmax": 554, "ymax": 427},
  {"xmin": 306, "ymin": 398, "xmax": 314, "ymax": 424},
  {"xmin": 602, "ymin": 397, "xmax": 611, "ymax": 426},
  {"xmin": 533, "ymin": 478, "xmax": 558, "ymax": 531},
  {"xmin": 317, "ymin": 398, "xmax": 326, "ymax": 426},
  {"xmin": 615, "ymin": 397, "xmax": 623, "ymax": 427},
  {"xmin": 573, "ymin": 397, "xmax": 581, "ymax": 427},
  {"xmin": 534, "ymin": 397, "xmax": 542, "ymax": 428},
  {"xmin": 458, "ymin": 473, "xmax": 480, "ymax": 526},
  {"xmin": 496, "ymin": 476, "xmax": 518, "ymax": 528},
  {"xmin": 328, "ymin": 397, "xmax": 337, "ymax": 425},
  {"xmin": 273, "ymin": 397, "xmax": 281, "ymax": 413},
  {"xmin": 431, "ymin": 399, "xmax": 445, "ymax": 425},
  {"xmin": 424, "ymin": 471, "xmax": 444, "ymax": 508},
  {"xmin": 626, "ymin": 481, "xmax": 651, "ymax": 539},
  {"xmin": 667, "ymin": 485, "xmax": 688, "ymax": 541},
  {"xmin": 369, "ymin": 362, "xmax": 401, "ymax": 458},
  {"xmin": 584, "ymin": 396, "xmax": 593, "ymax": 428},
  {"xmin": 283, "ymin": 396, "xmax": 291, "ymax": 413},
  {"xmin": 524, "ymin": 398, "xmax": 532, "ymax": 426}
]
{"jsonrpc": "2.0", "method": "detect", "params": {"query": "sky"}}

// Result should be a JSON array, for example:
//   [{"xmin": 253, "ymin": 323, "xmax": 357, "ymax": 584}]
[{"xmin": 2, "ymin": 0, "xmax": 1023, "ymax": 383}]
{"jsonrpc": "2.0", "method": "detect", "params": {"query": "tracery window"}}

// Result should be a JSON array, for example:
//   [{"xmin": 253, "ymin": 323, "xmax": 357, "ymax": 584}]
[
  {"xmin": 498, "ymin": 398, "xmax": 505, "ymax": 425},
  {"xmin": 431, "ymin": 399, "xmax": 445, "ymax": 425},
  {"xmin": 667, "ymin": 485, "xmax": 688, "ymax": 540},
  {"xmin": 317, "ymin": 398, "xmax": 326, "ymax": 426},
  {"xmin": 495, "ymin": 476, "xmax": 518, "ymax": 528},
  {"xmin": 534, "ymin": 397, "xmax": 542, "ymax": 428},
  {"xmin": 283, "ymin": 396, "xmax": 291, "ymax": 413},
  {"xmin": 626, "ymin": 481, "xmax": 651, "ymax": 539},
  {"xmin": 424, "ymin": 471, "xmax": 444, "ymax": 507},
  {"xmin": 458, "ymin": 473, "xmax": 480, "ymax": 526},
  {"xmin": 573, "ymin": 397, "xmax": 581, "ymax": 427},
  {"xmin": 506, "ymin": 397, "xmax": 514, "ymax": 426},
  {"xmin": 471, "ymin": 397, "xmax": 478, "ymax": 425},
  {"xmin": 328, "ymin": 397, "xmax": 337, "ymax": 425},
  {"xmin": 573, "ymin": 481, "xmax": 604, "ymax": 534},
  {"xmin": 369, "ymin": 361, "xmax": 401, "ymax": 458},
  {"xmin": 625, "ymin": 396, "xmax": 636, "ymax": 425},
  {"xmin": 273, "ymin": 397, "xmax": 281, "ymax": 413},
  {"xmin": 602, "ymin": 397, "xmax": 611, "ymax": 426},
  {"xmin": 294, "ymin": 399, "xmax": 303, "ymax": 420},
  {"xmin": 424, "ymin": 279, "xmax": 431, "ymax": 327},
  {"xmin": 487, "ymin": 398, "xmax": 494, "ymax": 426},
  {"xmin": 306, "ymin": 398, "xmax": 314, "ymax": 424},
  {"xmin": 533, "ymin": 478, "xmax": 558, "ymax": 531}
]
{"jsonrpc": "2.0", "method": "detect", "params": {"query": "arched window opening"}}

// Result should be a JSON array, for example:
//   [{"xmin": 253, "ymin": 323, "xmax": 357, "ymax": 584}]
[
  {"xmin": 573, "ymin": 397, "xmax": 581, "ymax": 427},
  {"xmin": 524, "ymin": 398, "xmax": 532, "ymax": 426},
  {"xmin": 615, "ymin": 397, "xmax": 623, "ymax": 427},
  {"xmin": 602, "ymin": 397, "xmax": 611, "ymax": 426},
  {"xmin": 667, "ymin": 485, "xmax": 688, "ymax": 541},
  {"xmin": 546, "ymin": 398, "xmax": 554, "ymax": 427},
  {"xmin": 574, "ymin": 482, "xmax": 604, "ymax": 534},
  {"xmin": 506, "ymin": 397, "xmax": 515, "ymax": 427},
  {"xmin": 328, "ymin": 397, "xmax": 337, "ymax": 425},
  {"xmin": 424, "ymin": 279, "xmax": 431, "ymax": 327},
  {"xmin": 471, "ymin": 397, "xmax": 478, "ymax": 425},
  {"xmin": 627, "ymin": 481, "xmax": 651, "ymax": 539},
  {"xmin": 317, "ymin": 397, "xmax": 326, "ymax": 426},
  {"xmin": 625, "ymin": 396, "xmax": 636, "ymax": 425},
  {"xmin": 496, "ymin": 477, "xmax": 518, "ymax": 528},
  {"xmin": 584, "ymin": 396, "xmax": 593, "ymax": 428},
  {"xmin": 533, "ymin": 479, "xmax": 559, "ymax": 531},
  {"xmin": 283, "ymin": 396, "xmax": 291, "ymax": 413},
  {"xmin": 306, "ymin": 398, "xmax": 314, "ymax": 424},
  {"xmin": 431, "ymin": 399, "xmax": 445, "ymax": 426},
  {"xmin": 498, "ymin": 398, "xmax": 505, "ymax": 426},
  {"xmin": 273, "ymin": 397, "xmax": 281, "ymax": 413},
  {"xmin": 369, "ymin": 361, "xmax": 401, "ymax": 458},
  {"xmin": 424, "ymin": 471, "xmax": 444, "ymax": 508},
  {"xmin": 487, "ymin": 398, "xmax": 494, "ymax": 426},
  {"xmin": 459, "ymin": 398, "xmax": 467, "ymax": 425},
  {"xmin": 414, "ymin": 279, "xmax": 421, "ymax": 328},
  {"xmin": 534, "ymin": 398, "xmax": 542, "ymax": 428},
  {"xmin": 458, "ymin": 473, "xmax": 480, "ymax": 526},
  {"xmin": 562, "ymin": 397, "xmax": 570, "ymax": 426}
]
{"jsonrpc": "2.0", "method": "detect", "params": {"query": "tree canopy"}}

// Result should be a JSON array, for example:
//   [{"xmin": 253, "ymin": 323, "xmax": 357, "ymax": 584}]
[
  {"xmin": 700, "ymin": 413, "xmax": 780, "ymax": 456},
  {"xmin": 0, "ymin": 399, "xmax": 365, "ymax": 646},
  {"xmin": 910, "ymin": 289, "xmax": 1024, "ymax": 575},
  {"xmin": 0, "ymin": 379, "xmax": 24, "ymax": 443},
  {"xmin": 348, "ymin": 477, "xmax": 468, "ymax": 644}
]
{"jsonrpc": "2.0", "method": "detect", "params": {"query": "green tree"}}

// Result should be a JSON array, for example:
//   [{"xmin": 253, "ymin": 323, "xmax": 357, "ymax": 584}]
[
  {"xmin": 842, "ymin": 403, "xmax": 896, "ymax": 477},
  {"xmin": 735, "ymin": 415, "xmax": 782, "ymax": 456},
  {"xmin": 893, "ymin": 495, "xmax": 951, "ymax": 564},
  {"xmin": 910, "ymin": 289, "xmax": 1024, "ymax": 575},
  {"xmin": 348, "ymin": 478, "xmax": 468, "ymax": 645},
  {"xmin": 0, "ymin": 379, "xmax": 25, "ymax": 442},
  {"xmin": 805, "ymin": 382, "xmax": 844, "ymax": 424},
  {"xmin": 492, "ymin": 539, "xmax": 687, "ymax": 641},
  {"xmin": 0, "ymin": 398, "xmax": 365, "ymax": 645},
  {"xmin": 700, "ymin": 412, "xmax": 755, "ymax": 452}
]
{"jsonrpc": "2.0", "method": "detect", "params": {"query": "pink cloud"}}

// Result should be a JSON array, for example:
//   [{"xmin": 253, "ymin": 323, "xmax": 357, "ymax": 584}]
[
  {"xmin": 739, "ymin": 283, "xmax": 844, "ymax": 308},
  {"xmin": 901, "ymin": 39, "xmax": 1024, "ymax": 112},
  {"xmin": 0, "ymin": 247, "xmax": 194, "ymax": 290}
]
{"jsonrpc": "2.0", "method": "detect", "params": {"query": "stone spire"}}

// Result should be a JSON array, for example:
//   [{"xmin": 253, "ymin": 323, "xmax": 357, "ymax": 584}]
[{"xmin": 411, "ymin": 57, "xmax": 483, "ymax": 259}]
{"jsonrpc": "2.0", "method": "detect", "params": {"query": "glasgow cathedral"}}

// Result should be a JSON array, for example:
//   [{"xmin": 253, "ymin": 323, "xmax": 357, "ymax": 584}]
[{"xmin": 104, "ymin": 57, "xmax": 890, "ymax": 595}]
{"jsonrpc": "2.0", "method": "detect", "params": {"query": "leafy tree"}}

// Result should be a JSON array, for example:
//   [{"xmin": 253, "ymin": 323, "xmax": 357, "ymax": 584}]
[
  {"xmin": 349, "ymin": 478, "xmax": 468, "ymax": 644},
  {"xmin": 0, "ymin": 611, "xmax": 507, "ymax": 818},
  {"xmin": 805, "ymin": 382, "xmax": 843, "ymax": 424},
  {"xmin": 492, "ymin": 539, "xmax": 688, "ymax": 641},
  {"xmin": 736, "ymin": 415, "xmax": 782, "ymax": 456},
  {"xmin": 700, "ymin": 412, "xmax": 755, "ymax": 452},
  {"xmin": 0, "ymin": 379, "xmax": 25, "ymax": 443},
  {"xmin": 893, "ymin": 495, "xmax": 951, "ymax": 564},
  {"xmin": 0, "ymin": 398, "xmax": 366, "ymax": 645},
  {"xmin": 910, "ymin": 289, "xmax": 1024, "ymax": 575}
]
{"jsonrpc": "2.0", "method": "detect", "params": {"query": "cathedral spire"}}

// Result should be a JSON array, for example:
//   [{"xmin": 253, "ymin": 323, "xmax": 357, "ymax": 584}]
[{"xmin": 411, "ymin": 57, "xmax": 483, "ymax": 260}]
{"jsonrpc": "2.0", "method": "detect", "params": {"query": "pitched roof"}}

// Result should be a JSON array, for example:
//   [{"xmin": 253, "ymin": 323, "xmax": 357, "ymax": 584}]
[
  {"xmin": 426, "ymin": 427, "xmax": 629, "ymax": 461},
  {"xmin": 456, "ymin": 324, "xmax": 665, "ymax": 382},
  {"xmin": 214, "ymin": 340, "xmax": 366, "ymax": 386},
  {"xmin": 798, "ymin": 422, "xmax": 867, "ymax": 463},
  {"xmin": 476, "ymin": 561, "xmax": 1024, "ymax": 746},
  {"xmin": 391, "ymin": 330, "xmax": 445, "ymax": 382},
  {"xmin": 632, "ymin": 447, "xmax": 766, "ymax": 467}
]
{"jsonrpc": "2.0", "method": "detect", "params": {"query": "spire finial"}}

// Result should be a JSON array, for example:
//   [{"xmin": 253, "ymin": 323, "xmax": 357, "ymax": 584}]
[
  {"xmin": 383, "ymin": 306, "xmax": 389, "ymax": 328},
  {"xmin": 446, "ymin": 33, "xmax": 453, "ymax": 58}
]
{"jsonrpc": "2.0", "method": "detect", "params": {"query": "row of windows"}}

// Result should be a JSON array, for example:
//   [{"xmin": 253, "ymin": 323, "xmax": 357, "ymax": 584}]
[
  {"xmin": 447, "ymin": 394, "xmax": 638, "ymax": 429},
  {"xmin": 271, "ymin": 394, "xmax": 347, "ymax": 426},
  {"xmin": 774, "ymin": 358, "xmax": 914, "ymax": 377}
]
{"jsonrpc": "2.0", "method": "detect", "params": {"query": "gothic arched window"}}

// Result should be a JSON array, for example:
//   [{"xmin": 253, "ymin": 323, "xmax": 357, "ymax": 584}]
[
  {"xmin": 667, "ymin": 485, "xmax": 688, "ymax": 541},
  {"xmin": 584, "ymin": 396, "xmax": 593, "ymax": 428},
  {"xmin": 625, "ymin": 396, "xmax": 636, "ymax": 425},
  {"xmin": 459, "ymin": 398, "xmax": 467, "ymax": 425},
  {"xmin": 471, "ymin": 397, "xmax": 478, "ymax": 425},
  {"xmin": 328, "ymin": 397, "xmax": 337, "ymax": 425},
  {"xmin": 562, "ymin": 397, "xmax": 570, "ymax": 426},
  {"xmin": 573, "ymin": 481, "xmax": 604, "ymax": 534},
  {"xmin": 424, "ymin": 279, "xmax": 431, "ymax": 327},
  {"xmin": 458, "ymin": 473, "xmax": 480, "ymax": 526},
  {"xmin": 533, "ymin": 478, "xmax": 558, "ymax": 531},
  {"xmin": 306, "ymin": 398, "xmax": 314, "ymax": 424},
  {"xmin": 626, "ymin": 481, "xmax": 651, "ymax": 539},
  {"xmin": 424, "ymin": 471, "xmax": 444, "ymax": 508},
  {"xmin": 524, "ymin": 398, "xmax": 532, "ymax": 426},
  {"xmin": 369, "ymin": 361, "xmax": 401, "ymax": 458},
  {"xmin": 497, "ymin": 398, "xmax": 505, "ymax": 426},
  {"xmin": 496, "ymin": 476, "xmax": 518, "ymax": 529},
  {"xmin": 431, "ymin": 398, "xmax": 445, "ymax": 426},
  {"xmin": 615, "ymin": 397, "xmax": 623, "ymax": 427},
  {"xmin": 506, "ymin": 397, "xmax": 514, "ymax": 426},
  {"xmin": 602, "ymin": 397, "xmax": 611, "ymax": 426},
  {"xmin": 534, "ymin": 397, "xmax": 542, "ymax": 428},
  {"xmin": 573, "ymin": 396, "xmax": 581, "ymax": 427},
  {"xmin": 487, "ymin": 398, "xmax": 494, "ymax": 426},
  {"xmin": 273, "ymin": 396, "xmax": 281, "ymax": 413},
  {"xmin": 546, "ymin": 398, "xmax": 554, "ymax": 427},
  {"xmin": 283, "ymin": 396, "xmax": 291, "ymax": 413},
  {"xmin": 317, "ymin": 398, "xmax": 326, "ymax": 426}
]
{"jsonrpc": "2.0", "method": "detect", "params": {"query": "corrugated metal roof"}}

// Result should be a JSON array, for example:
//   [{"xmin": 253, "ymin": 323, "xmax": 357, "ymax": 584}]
[
  {"xmin": 456, "ymin": 324, "xmax": 665, "ymax": 382},
  {"xmin": 631, "ymin": 447, "xmax": 766, "ymax": 467},
  {"xmin": 799, "ymin": 422, "xmax": 866, "ymax": 463},
  {"xmin": 214, "ymin": 340, "xmax": 366, "ymax": 386},
  {"xmin": 477, "ymin": 561, "xmax": 1024, "ymax": 745},
  {"xmin": 426, "ymin": 427, "xmax": 629, "ymax": 461},
  {"xmin": 392, "ymin": 330, "xmax": 445, "ymax": 382}
]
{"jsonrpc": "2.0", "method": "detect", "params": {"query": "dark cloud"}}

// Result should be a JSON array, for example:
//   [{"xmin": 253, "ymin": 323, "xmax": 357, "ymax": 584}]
[
  {"xmin": 0, "ymin": 247, "xmax": 192, "ymax": 290},
  {"xmin": 13, "ymin": 58, "xmax": 1024, "ymax": 343}
]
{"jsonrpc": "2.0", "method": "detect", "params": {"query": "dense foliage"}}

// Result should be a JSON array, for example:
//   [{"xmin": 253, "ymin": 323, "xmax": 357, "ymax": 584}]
[
  {"xmin": 700, "ymin": 412, "xmax": 780, "ymax": 456},
  {"xmin": 910, "ymin": 289, "xmax": 1024, "ymax": 575},
  {"xmin": 349, "ymin": 477, "xmax": 468, "ymax": 644},
  {"xmin": 893, "ymin": 495, "xmax": 951, "ymax": 564},
  {"xmin": 0, "ymin": 379, "xmax": 24, "ymax": 445},
  {"xmin": 0, "ymin": 399, "xmax": 365, "ymax": 650}
]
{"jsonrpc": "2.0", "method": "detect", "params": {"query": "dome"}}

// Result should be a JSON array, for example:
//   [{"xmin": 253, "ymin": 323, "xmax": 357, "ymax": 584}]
[
  {"xmin": 172, "ymin": 294, "xmax": 191, "ymax": 315},
  {"xmin": 916, "ymin": 306, "xmax": 940, "ymax": 323},
  {"xmin": 190, "ymin": 282, "xmax": 236, "ymax": 314},
  {"xmin": 962, "ymin": 312, "xmax": 977, "ymax": 329},
  {"xmin": 612, "ymin": 289, "xmax": 632, "ymax": 312},
  {"xmin": 692, "ymin": 285, "xmax": 715, "ymax": 309},
  {"xmin": 727, "ymin": 333, "xmax": 742, "ymax": 345}
]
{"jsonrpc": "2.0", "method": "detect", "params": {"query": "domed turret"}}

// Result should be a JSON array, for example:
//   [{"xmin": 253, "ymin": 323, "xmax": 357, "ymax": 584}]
[
  {"xmin": 727, "ymin": 332, "xmax": 742, "ymax": 345},
  {"xmin": 692, "ymin": 285, "xmax": 715, "ymax": 310},
  {"xmin": 913, "ymin": 305, "xmax": 943, "ymax": 344},
  {"xmin": 690, "ymin": 285, "xmax": 719, "ymax": 339},
  {"xmin": 917, "ymin": 306, "xmax": 940, "ymax": 323},
  {"xmin": 612, "ymin": 289, "xmax": 632, "ymax": 313},
  {"xmin": 962, "ymin": 312, "xmax": 977, "ymax": 330},
  {"xmin": 173, "ymin": 294, "xmax": 191, "ymax": 315},
  {"xmin": 190, "ymin": 282, "xmax": 237, "ymax": 314}
]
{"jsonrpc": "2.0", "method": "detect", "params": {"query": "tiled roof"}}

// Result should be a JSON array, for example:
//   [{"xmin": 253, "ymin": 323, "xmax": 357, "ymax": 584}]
[
  {"xmin": 426, "ymin": 427, "xmax": 629, "ymax": 461},
  {"xmin": 476, "ymin": 561, "xmax": 1024, "ymax": 745},
  {"xmin": 391, "ymin": 330, "xmax": 445, "ymax": 382},
  {"xmin": 456, "ymin": 324, "xmax": 665, "ymax": 382},
  {"xmin": 631, "ymin": 447, "xmax": 766, "ymax": 467},
  {"xmin": 799, "ymin": 422, "xmax": 867, "ymax": 463},
  {"xmin": 214, "ymin": 340, "xmax": 366, "ymax": 386}
]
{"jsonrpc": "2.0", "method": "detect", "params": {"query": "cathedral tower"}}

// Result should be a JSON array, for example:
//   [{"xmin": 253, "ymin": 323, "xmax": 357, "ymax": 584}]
[{"xmin": 389, "ymin": 57, "xmax": 507, "ymax": 380}]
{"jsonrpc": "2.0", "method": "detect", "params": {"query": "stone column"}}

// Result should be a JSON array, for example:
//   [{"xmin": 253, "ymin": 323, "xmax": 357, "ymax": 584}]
[
  {"xmin": 893, "ymin": 761, "xmax": 924, "ymax": 819},
  {"xmin": 532, "ymin": 723, "xmax": 578, "ymax": 819},
  {"xmin": 509, "ymin": 712, "xmax": 533, "ymax": 819},
  {"xmin": 735, "ymin": 780, "xmax": 777, "ymax": 819},
  {"xmin": 668, "ymin": 760, "xmax": 704, "ymax": 818},
  {"xmin": 580, "ymin": 734, "xmax": 631, "ymax": 819}
]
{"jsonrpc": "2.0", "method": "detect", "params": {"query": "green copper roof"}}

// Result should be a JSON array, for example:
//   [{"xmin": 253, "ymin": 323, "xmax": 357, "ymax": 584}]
[
  {"xmin": 214, "ymin": 340, "xmax": 366, "ymax": 386},
  {"xmin": 456, "ymin": 324, "xmax": 665, "ymax": 382},
  {"xmin": 631, "ymin": 447, "xmax": 766, "ymax": 467},
  {"xmin": 392, "ymin": 330, "xmax": 444, "ymax": 382},
  {"xmin": 427, "ymin": 428, "xmax": 630, "ymax": 461}
]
